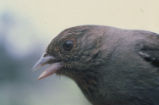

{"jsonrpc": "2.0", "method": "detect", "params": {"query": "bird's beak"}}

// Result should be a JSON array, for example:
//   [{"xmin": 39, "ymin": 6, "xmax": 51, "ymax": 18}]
[{"xmin": 33, "ymin": 53, "xmax": 63, "ymax": 80}]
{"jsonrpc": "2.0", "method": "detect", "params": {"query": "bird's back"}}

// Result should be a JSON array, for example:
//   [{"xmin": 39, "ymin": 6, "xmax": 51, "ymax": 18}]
[{"xmin": 92, "ymin": 28, "xmax": 159, "ymax": 105}]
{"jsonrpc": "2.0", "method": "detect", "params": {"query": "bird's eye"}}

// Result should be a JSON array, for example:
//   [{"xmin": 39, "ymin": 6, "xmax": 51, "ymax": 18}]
[{"xmin": 63, "ymin": 40, "xmax": 74, "ymax": 51}]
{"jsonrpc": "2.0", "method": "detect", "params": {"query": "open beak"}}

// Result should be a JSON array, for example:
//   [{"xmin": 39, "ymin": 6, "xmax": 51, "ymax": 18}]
[{"xmin": 33, "ymin": 53, "xmax": 63, "ymax": 80}]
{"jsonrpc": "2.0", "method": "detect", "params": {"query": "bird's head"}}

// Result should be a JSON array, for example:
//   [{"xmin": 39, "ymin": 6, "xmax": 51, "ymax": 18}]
[{"xmin": 33, "ymin": 26, "xmax": 105, "ymax": 80}]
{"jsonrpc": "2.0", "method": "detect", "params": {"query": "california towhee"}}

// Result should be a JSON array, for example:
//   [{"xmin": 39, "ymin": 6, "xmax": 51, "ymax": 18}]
[{"xmin": 34, "ymin": 25, "xmax": 159, "ymax": 105}]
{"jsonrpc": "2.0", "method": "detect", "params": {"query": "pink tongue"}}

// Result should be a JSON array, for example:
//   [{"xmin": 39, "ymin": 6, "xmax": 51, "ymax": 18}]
[{"xmin": 38, "ymin": 63, "xmax": 62, "ymax": 80}]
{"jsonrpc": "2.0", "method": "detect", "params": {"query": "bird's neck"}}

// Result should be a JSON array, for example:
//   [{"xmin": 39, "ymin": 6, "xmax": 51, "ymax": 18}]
[{"xmin": 66, "ymin": 69, "xmax": 103, "ymax": 104}]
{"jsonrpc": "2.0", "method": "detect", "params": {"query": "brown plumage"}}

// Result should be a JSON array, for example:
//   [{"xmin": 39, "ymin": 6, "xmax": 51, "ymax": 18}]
[{"xmin": 34, "ymin": 25, "xmax": 159, "ymax": 105}]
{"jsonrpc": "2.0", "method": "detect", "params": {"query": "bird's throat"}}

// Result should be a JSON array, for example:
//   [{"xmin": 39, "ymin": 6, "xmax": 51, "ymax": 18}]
[{"xmin": 68, "ymin": 70, "xmax": 100, "ymax": 104}]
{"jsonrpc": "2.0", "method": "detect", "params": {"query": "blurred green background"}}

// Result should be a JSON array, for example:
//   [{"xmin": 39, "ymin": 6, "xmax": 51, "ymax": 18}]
[{"xmin": 0, "ymin": 0, "xmax": 159, "ymax": 105}]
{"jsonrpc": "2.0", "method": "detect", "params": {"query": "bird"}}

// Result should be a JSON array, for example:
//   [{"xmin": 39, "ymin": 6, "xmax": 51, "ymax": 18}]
[{"xmin": 33, "ymin": 25, "xmax": 159, "ymax": 105}]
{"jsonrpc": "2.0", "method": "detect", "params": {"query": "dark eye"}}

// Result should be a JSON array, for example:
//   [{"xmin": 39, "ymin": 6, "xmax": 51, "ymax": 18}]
[{"xmin": 63, "ymin": 40, "xmax": 74, "ymax": 51}]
